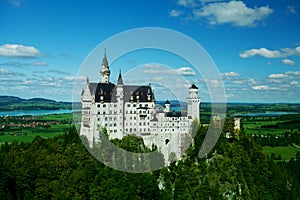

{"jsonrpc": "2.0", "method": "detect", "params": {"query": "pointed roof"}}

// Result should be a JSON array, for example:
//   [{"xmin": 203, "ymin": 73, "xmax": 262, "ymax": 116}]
[
  {"xmin": 101, "ymin": 51, "xmax": 109, "ymax": 68},
  {"xmin": 165, "ymin": 100, "xmax": 170, "ymax": 105},
  {"xmin": 117, "ymin": 70, "xmax": 123, "ymax": 85},
  {"xmin": 189, "ymin": 84, "xmax": 198, "ymax": 89}
]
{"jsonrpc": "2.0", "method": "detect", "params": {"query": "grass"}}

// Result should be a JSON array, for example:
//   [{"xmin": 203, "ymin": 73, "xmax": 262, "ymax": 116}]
[
  {"xmin": 38, "ymin": 113, "xmax": 73, "ymax": 121},
  {"xmin": 0, "ymin": 113, "xmax": 74, "ymax": 144},
  {"xmin": 0, "ymin": 124, "xmax": 73, "ymax": 144},
  {"xmin": 263, "ymin": 145, "xmax": 300, "ymax": 161},
  {"xmin": 243, "ymin": 116, "xmax": 300, "ymax": 135}
]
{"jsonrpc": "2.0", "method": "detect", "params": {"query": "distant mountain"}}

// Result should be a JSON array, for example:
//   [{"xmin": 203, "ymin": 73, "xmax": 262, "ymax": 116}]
[{"xmin": 0, "ymin": 96, "xmax": 73, "ymax": 111}]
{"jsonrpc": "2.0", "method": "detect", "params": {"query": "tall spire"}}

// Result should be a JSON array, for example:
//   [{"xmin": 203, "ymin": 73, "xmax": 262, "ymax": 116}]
[
  {"xmin": 117, "ymin": 69, "xmax": 123, "ymax": 85},
  {"xmin": 100, "ymin": 50, "xmax": 110, "ymax": 83},
  {"xmin": 102, "ymin": 50, "xmax": 109, "ymax": 68}
]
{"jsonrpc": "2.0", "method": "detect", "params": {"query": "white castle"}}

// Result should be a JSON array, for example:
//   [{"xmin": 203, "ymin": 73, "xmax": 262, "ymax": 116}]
[{"xmin": 80, "ymin": 52, "xmax": 201, "ymax": 161}]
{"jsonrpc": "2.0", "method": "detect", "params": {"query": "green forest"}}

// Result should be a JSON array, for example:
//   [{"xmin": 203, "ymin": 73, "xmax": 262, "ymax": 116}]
[{"xmin": 1, "ymin": 118, "xmax": 300, "ymax": 199}]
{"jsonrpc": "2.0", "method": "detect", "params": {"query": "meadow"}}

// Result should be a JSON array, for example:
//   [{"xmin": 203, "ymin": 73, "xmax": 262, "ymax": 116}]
[
  {"xmin": 0, "ymin": 113, "xmax": 73, "ymax": 144},
  {"xmin": 263, "ymin": 145, "xmax": 300, "ymax": 161},
  {"xmin": 242, "ymin": 114, "xmax": 300, "ymax": 135}
]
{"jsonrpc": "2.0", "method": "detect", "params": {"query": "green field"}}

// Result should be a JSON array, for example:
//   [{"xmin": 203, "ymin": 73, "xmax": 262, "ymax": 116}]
[
  {"xmin": 38, "ymin": 113, "xmax": 73, "ymax": 121},
  {"xmin": 243, "ymin": 114, "xmax": 300, "ymax": 135},
  {"xmin": 0, "ymin": 113, "xmax": 73, "ymax": 144},
  {"xmin": 263, "ymin": 145, "xmax": 300, "ymax": 161}
]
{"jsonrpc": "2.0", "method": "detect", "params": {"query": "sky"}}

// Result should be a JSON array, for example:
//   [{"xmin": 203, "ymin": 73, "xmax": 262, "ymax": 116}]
[{"xmin": 0, "ymin": 0, "xmax": 299, "ymax": 103}]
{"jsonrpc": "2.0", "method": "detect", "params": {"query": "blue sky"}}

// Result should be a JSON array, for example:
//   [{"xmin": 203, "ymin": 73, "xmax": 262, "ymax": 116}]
[{"xmin": 0, "ymin": 0, "xmax": 299, "ymax": 103}]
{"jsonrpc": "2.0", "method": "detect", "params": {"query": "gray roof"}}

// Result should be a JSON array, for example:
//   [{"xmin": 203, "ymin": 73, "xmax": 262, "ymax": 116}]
[{"xmin": 88, "ymin": 82, "xmax": 154, "ymax": 103}]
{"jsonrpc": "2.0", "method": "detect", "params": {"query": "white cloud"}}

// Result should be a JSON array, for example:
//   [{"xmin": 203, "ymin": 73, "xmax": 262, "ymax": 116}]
[
  {"xmin": 268, "ymin": 73, "xmax": 288, "ymax": 79},
  {"xmin": 0, "ymin": 44, "xmax": 41, "ymax": 58},
  {"xmin": 193, "ymin": 1, "xmax": 273, "ymax": 27},
  {"xmin": 48, "ymin": 69, "xmax": 70, "ymax": 75},
  {"xmin": 240, "ymin": 48, "xmax": 281, "ymax": 58},
  {"xmin": 169, "ymin": 10, "xmax": 182, "ymax": 17},
  {"xmin": 177, "ymin": 0, "xmax": 196, "ymax": 7},
  {"xmin": 33, "ymin": 61, "xmax": 47, "ymax": 66},
  {"xmin": 286, "ymin": 71, "xmax": 300, "ymax": 76},
  {"xmin": 0, "ymin": 68, "xmax": 25, "ymax": 77},
  {"xmin": 232, "ymin": 80, "xmax": 244, "ymax": 85},
  {"xmin": 290, "ymin": 81, "xmax": 298, "ymax": 85},
  {"xmin": 144, "ymin": 66, "xmax": 196, "ymax": 76},
  {"xmin": 286, "ymin": 6, "xmax": 297, "ymax": 15},
  {"xmin": 176, "ymin": 67, "xmax": 196, "ymax": 76},
  {"xmin": 222, "ymin": 71, "xmax": 240, "ymax": 77},
  {"xmin": 143, "ymin": 64, "xmax": 164, "ymax": 69},
  {"xmin": 63, "ymin": 76, "xmax": 86, "ymax": 81},
  {"xmin": 281, "ymin": 59, "xmax": 295, "ymax": 66},
  {"xmin": 9, "ymin": 0, "xmax": 25, "ymax": 7},
  {"xmin": 252, "ymin": 85, "xmax": 278, "ymax": 90},
  {"xmin": 240, "ymin": 46, "xmax": 300, "ymax": 59},
  {"xmin": 0, "ymin": 61, "xmax": 47, "ymax": 67}
]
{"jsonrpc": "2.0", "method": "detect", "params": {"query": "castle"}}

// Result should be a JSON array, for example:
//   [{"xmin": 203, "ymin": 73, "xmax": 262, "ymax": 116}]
[{"xmin": 80, "ymin": 52, "xmax": 201, "ymax": 161}]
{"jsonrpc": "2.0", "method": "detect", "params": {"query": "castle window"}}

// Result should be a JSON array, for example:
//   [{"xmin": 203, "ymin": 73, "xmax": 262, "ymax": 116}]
[
  {"xmin": 145, "ymin": 104, "xmax": 148, "ymax": 107},
  {"xmin": 127, "ymin": 104, "xmax": 130, "ymax": 107},
  {"xmin": 130, "ymin": 111, "xmax": 132, "ymax": 114},
  {"xmin": 98, "ymin": 112, "xmax": 100, "ymax": 115},
  {"xmin": 97, "ymin": 104, "xmax": 100, "ymax": 107},
  {"xmin": 133, "ymin": 104, "xmax": 136, "ymax": 107},
  {"xmin": 103, "ymin": 111, "xmax": 106, "ymax": 114},
  {"xmin": 165, "ymin": 139, "xmax": 170, "ymax": 145},
  {"xmin": 103, "ymin": 104, "xmax": 106, "ymax": 107}
]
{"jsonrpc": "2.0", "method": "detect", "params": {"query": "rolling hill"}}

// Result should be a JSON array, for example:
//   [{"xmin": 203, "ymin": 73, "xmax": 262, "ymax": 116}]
[{"xmin": 0, "ymin": 96, "xmax": 73, "ymax": 111}]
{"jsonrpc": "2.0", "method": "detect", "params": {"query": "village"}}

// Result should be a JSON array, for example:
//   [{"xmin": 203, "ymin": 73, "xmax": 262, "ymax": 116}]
[{"xmin": 0, "ymin": 114, "xmax": 71, "ymax": 137}]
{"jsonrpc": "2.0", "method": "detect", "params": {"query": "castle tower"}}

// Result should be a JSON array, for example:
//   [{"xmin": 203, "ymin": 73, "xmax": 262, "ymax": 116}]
[
  {"xmin": 100, "ymin": 51, "xmax": 110, "ymax": 83},
  {"xmin": 234, "ymin": 117, "xmax": 241, "ymax": 130},
  {"xmin": 115, "ymin": 70, "xmax": 124, "ymax": 138},
  {"xmin": 187, "ymin": 84, "xmax": 200, "ymax": 122},
  {"xmin": 164, "ymin": 100, "xmax": 170, "ymax": 113}
]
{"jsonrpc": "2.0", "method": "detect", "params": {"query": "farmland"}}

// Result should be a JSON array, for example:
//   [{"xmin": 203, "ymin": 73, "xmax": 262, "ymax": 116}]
[{"xmin": 0, "ymin": 113, "xmax": 73, "ymax": 144}]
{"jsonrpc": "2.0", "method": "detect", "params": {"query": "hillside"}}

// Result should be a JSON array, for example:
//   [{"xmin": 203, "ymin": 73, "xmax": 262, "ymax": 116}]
[
  {"xmin": 0, "ymin": 96, "xmax": 72, "ymax": 111},
  {"xmin": 0, "ymin": 121, "xmax": 299, "ymax": 199}
]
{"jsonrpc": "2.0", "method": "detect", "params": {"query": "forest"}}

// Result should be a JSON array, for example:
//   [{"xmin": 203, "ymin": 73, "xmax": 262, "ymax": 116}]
[{"xmin": 0, "ymin": 118, "xmax": 300, "ymax": 199}]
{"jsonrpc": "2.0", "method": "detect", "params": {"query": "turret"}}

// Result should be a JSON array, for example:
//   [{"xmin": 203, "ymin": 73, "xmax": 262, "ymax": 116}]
[
  {"xmin": 187, "ymin": 84, "xmax": 200, "ymax": 122},
  {"xmin": 234, "ymin": 117, "xmax": 241, "ymax": 130},
  {"xmin": 116, "ymin": 70, "xmax": 124, "ymax": 97},
  {"xmin": 164, "ymin": 100, "xmax": 170, "ymax": 113},
  {"xmin": 100, "ymin": 51, "xmax": 110, "ymax": 83}
]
